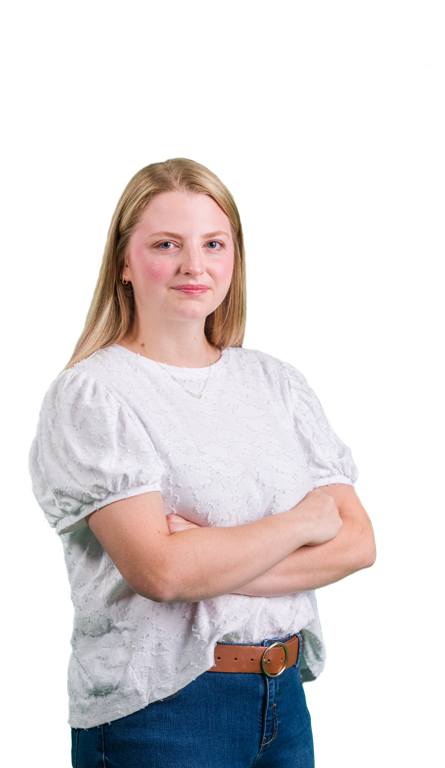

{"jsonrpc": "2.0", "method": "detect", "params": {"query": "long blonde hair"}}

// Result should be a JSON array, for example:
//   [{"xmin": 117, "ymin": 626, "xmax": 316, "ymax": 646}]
[{"xmin": 66, "ymin": 158, "xmax": 246, "ymax": 369}]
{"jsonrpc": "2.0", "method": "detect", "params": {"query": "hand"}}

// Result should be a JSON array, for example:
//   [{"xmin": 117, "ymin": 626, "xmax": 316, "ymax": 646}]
[
  {"xmin": 294, "ymin": 488, "xmax": 343, "ymax": 546},
  {"xmin": 166, "ymin": 514, "xmax": 201, "ymax": 534}
]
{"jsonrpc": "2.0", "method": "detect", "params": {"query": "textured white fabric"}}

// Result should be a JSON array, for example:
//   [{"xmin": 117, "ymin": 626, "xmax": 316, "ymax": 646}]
[{"xmin": 29, "ymin": 345, "xmax": 358, "ymax": 728}]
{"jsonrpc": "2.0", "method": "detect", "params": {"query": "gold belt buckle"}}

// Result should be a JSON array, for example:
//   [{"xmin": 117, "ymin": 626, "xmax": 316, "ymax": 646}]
[{"xmin": 261, "ymin": 641, "xmax": 289, "ymax": 678}]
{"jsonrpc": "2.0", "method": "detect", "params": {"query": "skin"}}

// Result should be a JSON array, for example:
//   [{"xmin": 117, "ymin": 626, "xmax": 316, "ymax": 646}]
[
  {"xmin": 167, "ymin": 484, "xmax": 375, "ymax": 596},
  {"xmin": 118, "ymin": 190, "xmax": 234, "ymax": 367},
  {"xmin": 166, "ymin": 488, "xmax": 330, "ymax": 534}
]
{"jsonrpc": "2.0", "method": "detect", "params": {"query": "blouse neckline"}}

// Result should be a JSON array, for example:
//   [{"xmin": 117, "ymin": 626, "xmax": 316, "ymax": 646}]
[{"xmin": 111, "ymin": 343, "xmax": 231, "ymax": 374}]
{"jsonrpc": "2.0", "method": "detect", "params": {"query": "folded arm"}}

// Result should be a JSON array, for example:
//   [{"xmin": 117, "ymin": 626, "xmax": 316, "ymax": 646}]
[
  {"xmin": 231, "ymin": 484, "xmax": 375, "ymax": 595},
  {"xmin": 167, "ymin": 484, "xmax": 375, "ymax": 596}
]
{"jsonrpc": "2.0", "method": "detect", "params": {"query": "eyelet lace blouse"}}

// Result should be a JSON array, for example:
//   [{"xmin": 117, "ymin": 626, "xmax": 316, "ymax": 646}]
[{"xmin": 29, "ymin": 345, "xmax": 358, "ymax": 729}]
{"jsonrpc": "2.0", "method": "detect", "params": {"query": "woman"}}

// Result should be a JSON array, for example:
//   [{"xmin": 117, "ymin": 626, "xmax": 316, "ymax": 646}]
[{"xmin": 29, "ymin": 158, "xmax": 375, "ymax": 768}]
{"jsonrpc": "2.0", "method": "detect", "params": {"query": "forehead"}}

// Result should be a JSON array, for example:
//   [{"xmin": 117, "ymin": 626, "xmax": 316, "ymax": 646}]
[{"xmin": 135, "ymin": 190, "xmax": 232, "ymax": 236}]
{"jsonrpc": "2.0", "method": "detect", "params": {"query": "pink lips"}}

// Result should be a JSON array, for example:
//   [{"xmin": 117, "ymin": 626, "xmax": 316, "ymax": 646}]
[
  {"xmin": 174, "ymin": 288, "xmax": 208, "ymax": 296},
  {"xmin": 172, "ymin": 285, "xmax": 209, "ymax": 294}
]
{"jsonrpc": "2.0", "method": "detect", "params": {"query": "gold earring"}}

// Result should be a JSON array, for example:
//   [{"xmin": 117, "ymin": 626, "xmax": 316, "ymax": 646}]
[{"xmin": 121, "ymin": 275, "xmax": 129, "ymax": 285}]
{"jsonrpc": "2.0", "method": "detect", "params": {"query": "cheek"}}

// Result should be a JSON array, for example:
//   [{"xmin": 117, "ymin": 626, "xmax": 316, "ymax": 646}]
[
  {"xmin": 138, "ymin": 258, "xmax": 173, "ymax": 284},
  {"xmin": 219, "ymin": 253, "xmax": 235, "ymax": 285}
]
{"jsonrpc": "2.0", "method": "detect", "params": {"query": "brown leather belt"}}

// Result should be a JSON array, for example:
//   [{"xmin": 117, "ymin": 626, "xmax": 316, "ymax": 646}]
[{"xmin": 208, "ymin": 635, "xmax": 299, "ymax": 678}]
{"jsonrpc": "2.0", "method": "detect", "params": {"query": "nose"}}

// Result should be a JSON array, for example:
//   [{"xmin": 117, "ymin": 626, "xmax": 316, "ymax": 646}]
[{"xmin": 179, "ymin": 243, "xmax": 204, "ymax": 276}]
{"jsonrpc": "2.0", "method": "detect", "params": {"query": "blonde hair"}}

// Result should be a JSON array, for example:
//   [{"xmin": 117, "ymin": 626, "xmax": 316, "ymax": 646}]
[{"xmin": 66, "ymin": 158, "xmax": 246, "ymax": 369}]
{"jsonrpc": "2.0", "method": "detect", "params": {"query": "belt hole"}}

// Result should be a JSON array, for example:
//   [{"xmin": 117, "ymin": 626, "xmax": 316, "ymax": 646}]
[
  {"xmin": 251, "ymin": 658, "xmax": 254, "ymax": 662},
  {"xmin": 217, "ymin": 656, "xmax": 220, "ymax": 660},
  {"xmin": 234, "ymin": 657, "xmax": 237, "ymax": 661}
]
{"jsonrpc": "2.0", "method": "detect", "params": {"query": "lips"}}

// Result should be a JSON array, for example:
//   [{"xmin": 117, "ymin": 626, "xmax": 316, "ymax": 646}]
[{"xmin": 172, "ymin": 285, "xmax": 209, "ymax": 293}]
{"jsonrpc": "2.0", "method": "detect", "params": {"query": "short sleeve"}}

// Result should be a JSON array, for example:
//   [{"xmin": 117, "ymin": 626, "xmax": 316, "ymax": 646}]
[
  {"xmin": 283, "ymin": 363, "xmax": 359, "ymax": 488},
  {"xmin": 29, "ymin": 369, "xmax": 165, "ymax": 535}
]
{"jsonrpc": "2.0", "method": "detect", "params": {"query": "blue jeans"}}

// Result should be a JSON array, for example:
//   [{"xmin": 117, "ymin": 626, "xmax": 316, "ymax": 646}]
[{"xmin": 71, "ymin": 633, "xmax": 314, "ymax": 768}]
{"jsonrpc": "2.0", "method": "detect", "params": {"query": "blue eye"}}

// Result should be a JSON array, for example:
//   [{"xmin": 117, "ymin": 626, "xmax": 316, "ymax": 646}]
[
  {"xmin": 207, "ymin": 241, "xmax": 221, "ymax": 250},
  {"xmin": 155, "ymin": 240, "xmax": 224, "ymax": 251}
]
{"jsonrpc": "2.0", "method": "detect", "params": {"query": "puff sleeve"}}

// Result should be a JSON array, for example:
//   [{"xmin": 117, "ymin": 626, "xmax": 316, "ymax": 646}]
[
  {"xmin": 283, "ymin": 363, "xmax": 359, "ymax": 488},
  {"xmin": 29, "ymin": 369, "xmax": 165, "ymax": 535}
]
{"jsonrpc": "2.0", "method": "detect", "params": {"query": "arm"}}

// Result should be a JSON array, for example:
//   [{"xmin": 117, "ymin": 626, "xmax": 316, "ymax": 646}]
[
  {"xmin": 232, "ymin": 484, "xmax": 376, "ymax": 596},
  {"xmin": 159, "ymin": 504, "xmax": 314, "ymax": 603}
]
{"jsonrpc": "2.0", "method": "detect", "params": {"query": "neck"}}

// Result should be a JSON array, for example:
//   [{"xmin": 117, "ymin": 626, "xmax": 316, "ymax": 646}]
[{"xmin": 129, "ymin": 331, "xmax": 215, "ymax": 368}]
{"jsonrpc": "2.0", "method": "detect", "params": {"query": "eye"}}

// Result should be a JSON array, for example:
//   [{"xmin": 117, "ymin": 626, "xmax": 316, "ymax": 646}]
[
  {"xmin": 206, "ymin": 241, "xmax": 223, "ymax": 250},
  {"xmin": 155, "ymin": 240, "xmax": 224, "ymax": 251},
  {"xmin": 157, "ymin": 241, "xmax": 174, "ymax": 250}
]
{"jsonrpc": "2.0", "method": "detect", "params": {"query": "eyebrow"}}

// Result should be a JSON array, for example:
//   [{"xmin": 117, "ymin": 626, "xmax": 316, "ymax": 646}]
[{"xmin": 148, "ymin": 231, "xmax": 230, "ymax": 239}]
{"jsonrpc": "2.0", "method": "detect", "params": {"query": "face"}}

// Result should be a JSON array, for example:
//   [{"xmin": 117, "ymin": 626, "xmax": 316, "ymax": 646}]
[{"xmin": 124, "ymin": 190, "xmax": 235, "ymax": 329}]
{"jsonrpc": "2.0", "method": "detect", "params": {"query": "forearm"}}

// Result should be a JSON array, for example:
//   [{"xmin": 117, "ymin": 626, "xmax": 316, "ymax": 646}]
[
  {"xmin": 232, "ymin": 516, "xmax": 374, "ymax": 596},
  {"xmin": 155, "ymin": 509, "xmax": 314, "ymax": 603}
]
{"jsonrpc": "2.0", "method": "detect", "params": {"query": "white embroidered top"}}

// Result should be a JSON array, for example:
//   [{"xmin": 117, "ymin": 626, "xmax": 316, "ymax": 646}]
[{"xmin": 29, "ymin": 345, "xmax": 358, "ymax": 729}]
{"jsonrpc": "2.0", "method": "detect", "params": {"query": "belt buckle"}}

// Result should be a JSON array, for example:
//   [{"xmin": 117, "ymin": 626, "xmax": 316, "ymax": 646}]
[{"xmin": 261, "ymin": 641, "xmax": 289, "ymax": 678}]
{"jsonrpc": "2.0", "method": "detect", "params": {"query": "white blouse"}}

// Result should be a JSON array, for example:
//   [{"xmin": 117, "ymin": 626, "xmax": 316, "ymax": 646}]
[{"xmin": 29, "ymin": 345, "xmax": 358, "ymax": 729}]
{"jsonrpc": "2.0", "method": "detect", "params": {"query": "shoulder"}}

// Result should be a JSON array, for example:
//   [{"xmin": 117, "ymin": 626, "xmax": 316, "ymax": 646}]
[
  {"xmin": 38, "ymin": 350, "xmax": 121, "ymax": 424},
  {"xmin": 115, "ymin": 334, "xmax": 138, "ymax": 352},
  {"xmin": 235, "ymin": 347, "xmax": 307, "ymax": 383}
]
